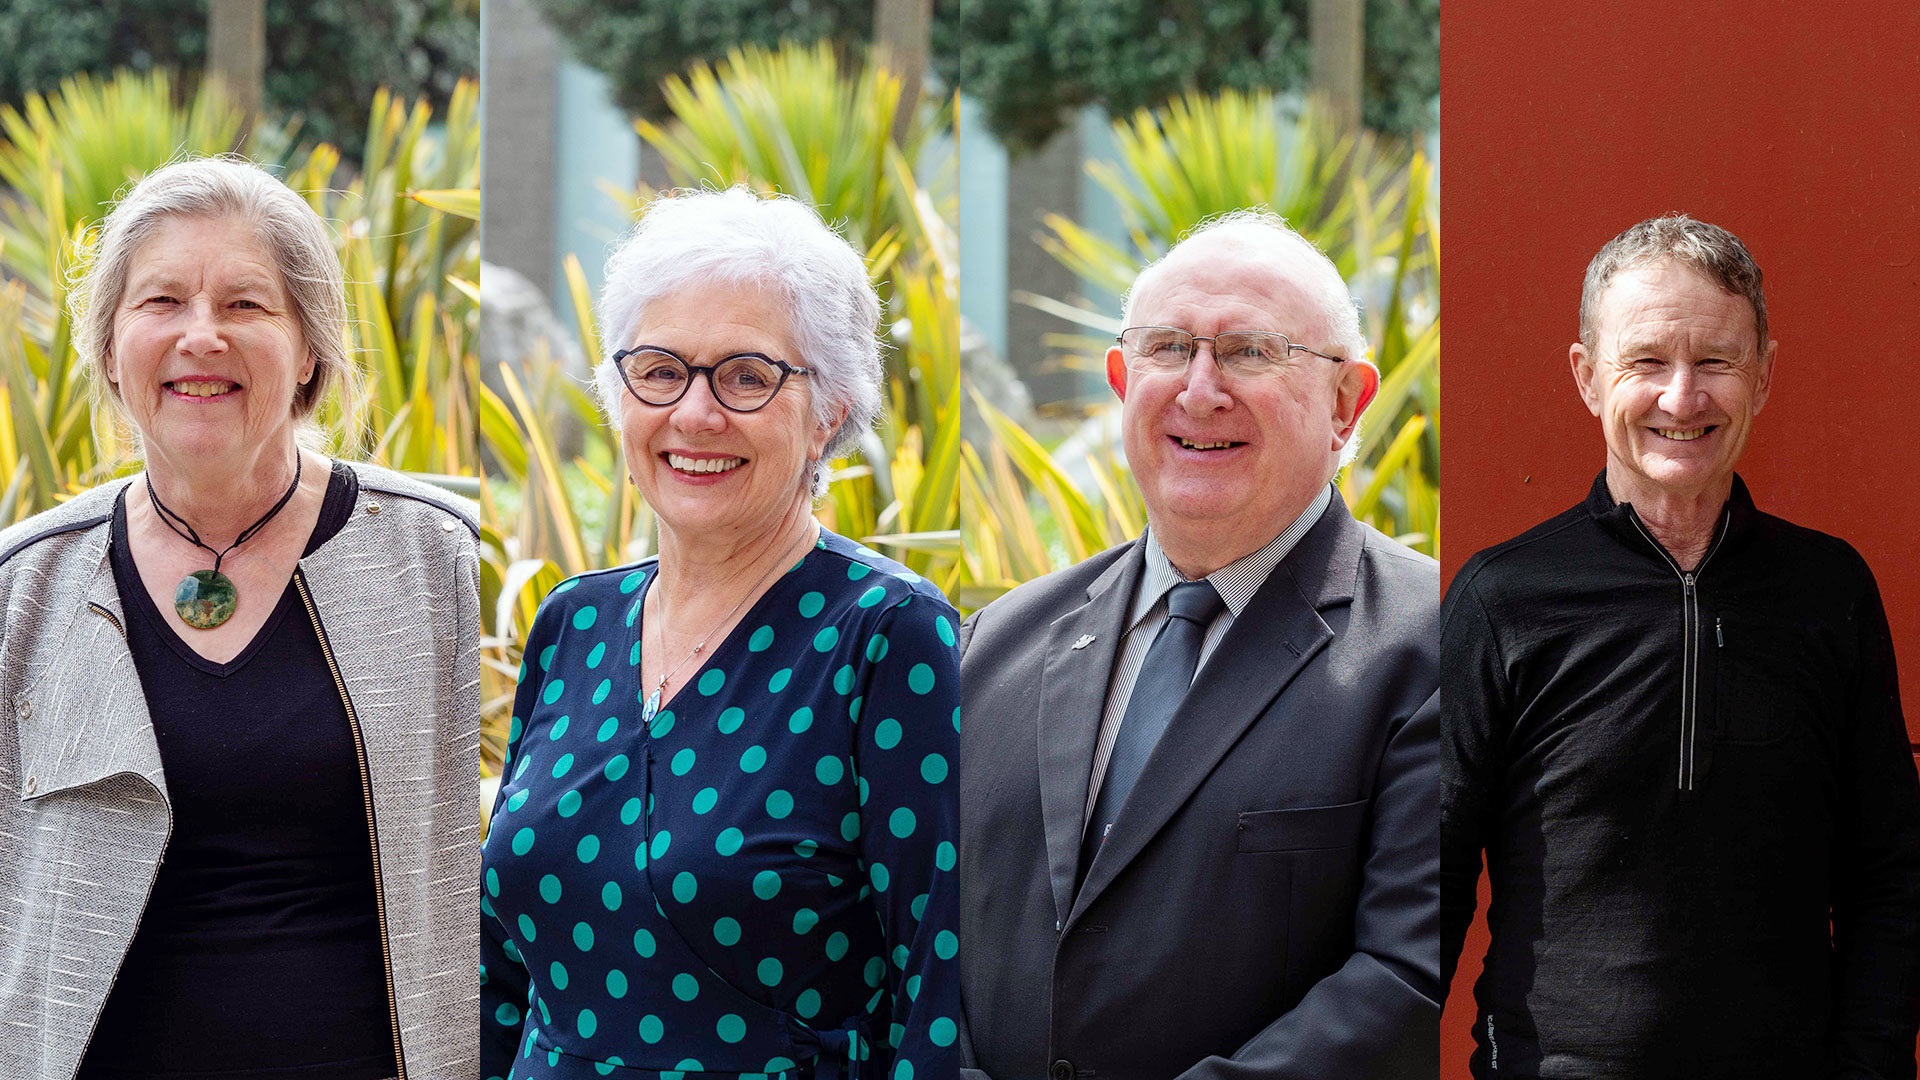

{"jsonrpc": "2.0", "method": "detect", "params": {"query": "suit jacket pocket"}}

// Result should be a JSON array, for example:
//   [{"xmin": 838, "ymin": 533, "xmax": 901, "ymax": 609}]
[{"xmin": 1236, "ymin": 798, "xmax": 1368, "ymax": 853}]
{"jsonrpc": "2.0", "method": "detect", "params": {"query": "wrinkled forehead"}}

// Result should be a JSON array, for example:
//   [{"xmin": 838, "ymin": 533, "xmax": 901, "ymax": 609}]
[
  {"xmin": 1129, "ymin": 237, "xmax": 1340, "ymax": 341},
  {"xmin": 1592, "ymin": 259, "xmax": 1763, "ymax": 357}
]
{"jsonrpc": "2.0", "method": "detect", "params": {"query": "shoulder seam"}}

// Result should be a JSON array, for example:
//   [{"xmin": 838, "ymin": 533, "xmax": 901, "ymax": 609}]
[
  {"xmin": 0, "ymin": 514, "xmax": 112, "ymax": 570},
  {"xmin": 358, "ymin": 480, "xmax": 480, "ymax": 538}
]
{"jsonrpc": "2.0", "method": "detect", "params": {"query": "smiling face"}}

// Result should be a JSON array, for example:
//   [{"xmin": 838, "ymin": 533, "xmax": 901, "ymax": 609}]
[
  {"xmin": 616, "ymin": 278, "xmax": 833, "ymax": 547},
  {"xmin": 108, "ymin": 214, "xmax": 312, "ymax": 472},
  {"xmin": 1106, "ymin": 238, "xmax": 1377, "ymax": 569},
  {"xmin": 1571, "ymin": 259, "xmax": 1775, "ymax": 510}
]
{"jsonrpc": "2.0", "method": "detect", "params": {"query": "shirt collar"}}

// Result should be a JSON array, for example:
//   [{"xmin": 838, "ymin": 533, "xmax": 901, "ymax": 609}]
[{"xmin": 1132, "ymin": 484, "xmax": 1334, "ymax": 627}]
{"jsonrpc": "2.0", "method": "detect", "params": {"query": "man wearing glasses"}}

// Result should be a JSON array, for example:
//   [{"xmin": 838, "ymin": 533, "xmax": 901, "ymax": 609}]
[
  {"xmin": 959, "ymin": 211, "xmax": 1440, "ymax": 1079},
  {"xmin": 1442, "ymin": 215, "xmax": 1920, "ymax": 1078}
]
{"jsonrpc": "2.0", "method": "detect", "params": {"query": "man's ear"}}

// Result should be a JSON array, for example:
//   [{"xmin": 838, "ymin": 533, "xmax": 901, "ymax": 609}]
[
  {"xmin": 1332, "ymin": 359, "xmax": 1380, "ymax": 447},
  {"xmin": 1752, "ymin": 337, "xmax": 1777, "ymax": 415},
  {"xmin": 1569, "ymin": 342, "xmax": 1602, "ymax": 417},
  {"xmin": 1106, "ymin": 346, "xmax": 1128, "ymax": 401}
]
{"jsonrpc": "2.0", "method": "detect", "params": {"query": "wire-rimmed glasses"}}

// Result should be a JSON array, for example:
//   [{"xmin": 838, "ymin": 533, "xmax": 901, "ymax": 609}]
[
  {"xmin": 612, "ymin": 346, "xmax": 813, "ymax": 413},
  {"xmin": 1115, "ymin": 326, "xmax": 1348, "ymax": 378}
]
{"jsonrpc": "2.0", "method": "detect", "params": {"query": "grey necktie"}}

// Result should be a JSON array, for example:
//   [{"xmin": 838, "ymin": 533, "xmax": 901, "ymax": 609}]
[{"xmin": 1079, "ymin": 579, "xmax": 1224, "ymax": 886}]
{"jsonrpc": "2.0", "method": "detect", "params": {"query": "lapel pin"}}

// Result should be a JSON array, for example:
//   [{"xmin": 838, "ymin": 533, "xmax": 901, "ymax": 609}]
[{"xmin": 1072, "ymin": 635, "xmax": 1097, "ymax": 651}]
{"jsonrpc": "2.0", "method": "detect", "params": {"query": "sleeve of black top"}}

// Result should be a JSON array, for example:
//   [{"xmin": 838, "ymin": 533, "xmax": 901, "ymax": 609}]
[
  {"xmin": 1439, "ymin": 567, "xmax": 1508, "ymax": 996},
  {"xmin": 480, "ymin": 603, "xmax": 555, "ymax": 1080},
  {"xmin": 1830, "ymin": 561, "xmax": 1920, "ymax": 1080}
]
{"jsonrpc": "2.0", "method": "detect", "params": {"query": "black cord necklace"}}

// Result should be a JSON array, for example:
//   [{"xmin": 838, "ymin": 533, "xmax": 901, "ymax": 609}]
[{"xmin": 144, "ymin": 453, "xmax": 303, "ymax": 629}]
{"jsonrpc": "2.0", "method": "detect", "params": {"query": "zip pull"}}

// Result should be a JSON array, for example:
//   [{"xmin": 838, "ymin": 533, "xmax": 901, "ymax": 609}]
[
  {"xmin": 1715, "ymin": 617, "xmax": 1723, "ymax": 648},
  {"xmin": 1682, "ymin": 572, "xmax": 1695, "ymax": 595}
]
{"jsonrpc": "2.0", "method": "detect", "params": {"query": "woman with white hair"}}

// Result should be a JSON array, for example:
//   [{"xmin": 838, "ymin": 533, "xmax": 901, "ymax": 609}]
[
  {"xmin": 0, "ymin": 156, "xmax": 478, "ymax": 1079},
  {"xmin": 482, "ymin": 187, "xmax": 961, "ymax": 1080}
]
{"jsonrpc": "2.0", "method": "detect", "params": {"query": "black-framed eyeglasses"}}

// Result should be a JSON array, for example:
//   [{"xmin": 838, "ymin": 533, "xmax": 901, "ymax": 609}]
[
  {"xmin": 1116, "ymin": 326, "xmax": 1348, "ymax": 379},
  {"xmin": 612, "ymin": 346, "xmax": 813, "ymax": 413}
]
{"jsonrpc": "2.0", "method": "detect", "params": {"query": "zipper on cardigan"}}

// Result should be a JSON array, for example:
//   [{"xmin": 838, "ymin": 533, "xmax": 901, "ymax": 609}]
[
  {"xmin": 1627, "ymin": 510, "xmax": 1728, "ymax": 791},
  {"xmin": 86, "ymin": 601, "xmax": 124, "ymax": 637},
  {"xmin": 74, "ymin": 780, "xmax": 173, "ymax": 1060},
  {"xmin": 293, "ymin": 569, "xmax": 408, "ymax": 1080}
]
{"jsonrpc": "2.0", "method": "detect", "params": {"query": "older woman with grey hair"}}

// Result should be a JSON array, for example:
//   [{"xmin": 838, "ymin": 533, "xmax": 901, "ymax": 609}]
[
  {"xmin": 482, "ymin": 187, "xmax": 961, "ymax": 1080},
  {"xmin": 0, "ymin": 156, "xmax": 478, "ymax": 1079}
]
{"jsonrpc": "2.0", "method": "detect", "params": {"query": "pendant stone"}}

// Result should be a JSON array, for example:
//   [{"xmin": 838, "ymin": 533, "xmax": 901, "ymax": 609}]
[
  {"xmin": 174, "ymin": 569, "xmax": 238, "ymax": 629},
  {"xmin": 642, "ymin": 688, "xmax": 661, "ymax": 727}
]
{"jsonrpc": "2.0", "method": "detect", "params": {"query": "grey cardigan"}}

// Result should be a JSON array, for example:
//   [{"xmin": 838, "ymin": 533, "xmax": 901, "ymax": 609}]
[{"xmin": 0, "ymin": 462, "xmax": 480, "ymax": 1079}]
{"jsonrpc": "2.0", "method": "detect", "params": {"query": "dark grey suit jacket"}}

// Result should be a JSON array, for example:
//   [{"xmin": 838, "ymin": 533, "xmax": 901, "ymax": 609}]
[{"xmin": 958, "ymin": 497, "xmax": 1439, "ymax": 1080}]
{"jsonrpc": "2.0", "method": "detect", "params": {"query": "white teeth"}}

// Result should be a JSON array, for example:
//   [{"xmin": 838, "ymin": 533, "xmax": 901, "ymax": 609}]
[
  {"xmin": 667, "ymin": 453, "xmax": 744, "ymax": 474},
  {"xmin": 1657, "ymin": 428, "xmax": 1709, "ymax": 441},
  {"xmin": 1179, "ymin": 438, "xmax": 1235, "ymax": 450},
  {"xmin": 171, "ymin": 380, "xmax": 236, "ymax": 397}
]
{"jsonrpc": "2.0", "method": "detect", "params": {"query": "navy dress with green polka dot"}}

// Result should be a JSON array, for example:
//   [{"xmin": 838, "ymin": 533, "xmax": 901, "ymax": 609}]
[{"xmin": 482, "ymin": 530, "xmax": 961, "ymax": 1080}]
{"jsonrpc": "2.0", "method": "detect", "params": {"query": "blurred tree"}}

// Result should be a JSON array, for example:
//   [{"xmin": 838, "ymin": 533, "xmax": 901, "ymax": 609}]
[{"xmin": 0, "ymin": 0, "xmax": 477, "ymax": 153}]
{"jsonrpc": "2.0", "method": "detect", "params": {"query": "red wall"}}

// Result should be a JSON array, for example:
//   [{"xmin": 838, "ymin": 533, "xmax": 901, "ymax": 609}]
[{"xmin": 1440, "ymin": 2, "xmax": 1920, "ymax": 1073}]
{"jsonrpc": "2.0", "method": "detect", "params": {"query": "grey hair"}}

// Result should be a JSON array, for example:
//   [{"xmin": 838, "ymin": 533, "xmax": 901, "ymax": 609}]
[
  {"xmin": 1121, "ymin": 208, "xmax": 1373, "ymax": 466},
  {"xmin": 69, "ymin": 155, "xmax": 360, "ymax": 454},
  {"xmin": 594, "ymin": 187, "xmax": 884, "ymax": 497},
  {"xmin": 1580, "ymin": 213, "xmax": 1766, "ymax": 349}
]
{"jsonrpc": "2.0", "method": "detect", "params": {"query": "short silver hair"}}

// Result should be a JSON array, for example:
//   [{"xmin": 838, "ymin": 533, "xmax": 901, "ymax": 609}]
[
  {"xmin": 1580, "ymin": 213, "xmax": 1766, "ymax": 349},
  {"xmin": 595, "ymin": 187, "xmax": 884, "ymax": 495},
  {"xmin": 69, "ymin": 155, "xmax": 361, "ymax": 452},
  {"xmin": 1121, "ymin": 208, "xmax": 1372, "ymax": 466}
]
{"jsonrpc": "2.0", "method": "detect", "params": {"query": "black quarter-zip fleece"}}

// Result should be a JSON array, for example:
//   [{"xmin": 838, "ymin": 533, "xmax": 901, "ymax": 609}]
[{"xmin": 1441, "ymin": 472, "xmax": 1920, "ymax": 1079}]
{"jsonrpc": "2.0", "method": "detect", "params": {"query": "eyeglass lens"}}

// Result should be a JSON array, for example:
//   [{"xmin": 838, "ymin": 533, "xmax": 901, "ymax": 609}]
[{"xmin": 623, "ymin": 350, "xmax": 787, "ymax": 410}]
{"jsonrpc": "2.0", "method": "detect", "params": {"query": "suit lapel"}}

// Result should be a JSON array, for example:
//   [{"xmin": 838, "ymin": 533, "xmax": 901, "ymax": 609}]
[
  {"xmin": 1068, "ymin": 501, "xmax": 1363, "ymax": 921},
  {"xmin": 1035, "ymin": 545, "xmax": 1143, "ymax": 925}
]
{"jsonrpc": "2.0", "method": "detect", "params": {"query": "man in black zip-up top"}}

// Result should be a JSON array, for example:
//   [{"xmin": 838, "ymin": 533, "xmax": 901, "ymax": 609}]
[{"xmin": 1441, "ymin": 214, "xmax": 1920, "ymax": 1079}]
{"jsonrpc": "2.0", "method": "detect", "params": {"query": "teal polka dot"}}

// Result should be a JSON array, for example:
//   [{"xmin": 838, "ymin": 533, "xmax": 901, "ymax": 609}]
[
  {"xmin": 871, "ymin": 862, "xmax": 891, "ymax": 891},
  {"xmin": 717, "ymin": 707, "xmax": 745, "ymax": 734},
  {"xmin": 847, "ymin": 563, "xmax": 871, "ymax": 581},
  {"xmin": 833, "ymin": 665, "xmax": 856, "ymax": 694},
  {"xmin": 607, "ymin": 969, "xmax": 629, "ymax": 998},
  {"xmin": 512, "ymin": 827, "xmax": 535, "ymax": 855},
  {"xmin": 508, "ymin": 714, "xmax": 523, "ymax": 742},
  {"xmin": 596, "ymin": 716, "xmax": 619, "ymax": 742},
  {"xmin": 796, "ymin": 987, "xmax": 823, "ymax": 1018},
  {"xmin": 591, "ymin": 679, "xmax": 611, "ymax": 705},
  {"xmin": 494, "ymin": 1002, "xmax": 521, "ymax": 1026},
  {"xmin": 816, "ymin": 756, "xmax": 845, "ymax": 785},
  {"xmin": 890, "ymin": 807, "xmax": 917, "ymax": 838},
  {"xmin": 813, "ymin": 626, "xmax": 839, "ymax": 651},
  {"xmin": 550, "ymin": 961, "xmax": 570, "ymax": 989},
  {"xmin": 634, "ymin": 929, "xmax": 656, "ymax": 957},
  {"xmin": 793, "ymin": 907, "xmax": 819, "ymax": 933},
  {"xmin": 604, "ymin": 754, "xmax": 629, "ymax": 782},
  {"xmin": 557, "ymin": 790, "xmax": 582, "ymax": 817},
  {"xmin": 620, "ymin": 798, "xmax": 643, "ymax": 825},
  {"xmin": 921, "ymin": 753, "xmax": 949, "ymax": 783},
  {"xmin": 576, "ymin": 834, "xmax": 601, "ymax": 863},
  {"xmin": 549, "ymin": 715, "xmax": 571, "ymax": 740},
  {"xmin": 935, "ymin": 929, "xmax": 959, "ymax": 959},
  {"xmin": 798, "ymin": 591, "xmax": 825, "ymax": 618},
  {"xmin": 649, "ymin": 831, "xmax": 672, "ymax": 859},
  {"xmin": 539, "ymin": 644, "xmax": 558, "ymax": 671},
  {"xmin": 517, "ymin": 914, "xmax": 537, "ymax": 941},
  {"xmin": 672, "ymin": 973, "xmax": 699, "ymax": 1001},
  {"xmin": 748, "ymin": 625, "xmax": 775, "ymax": 651},
  {"xmin": 769, "ymin": 668, "xmax": 792, "ymax": 693},
  {"xmin": 551, "ymin": 753, "xmax": 575, "ymax": 779},
  {"xmin": 577, "ymin": 1008, "xmax": 597, "ymax": 1038},
  {"xmin": 935, "ymin": 841, "xmax": 956, "ymax": 872},
  {"xmin": 602, "ymin": 881, "xmax": 622, "ymax": 910},
  {"xmin": 789, "ymin": 707, "xmax": 814, "ymax": 733},
  {"xmin": 825, "ymin": 932, "xmax": 849, "ymax": 961},
  {"xmin": 673, "ymin": 872, "xmax": 698, "ymax": 903},
  {"xmin": 795, "ymin": 839, "xmax": 818, "ymax": 858},
  {"xmin": 620, "ymin": 569, "xmax": 646, "ymax": 593},
  {"xmin": 758, "ymin": 957, "xmax": 783, "ymax": 986},
  {"xmin": 639, "ymin": 1014, "xmax": 664, "ymax": 1042},
  {"xmin": 858, "ymin": 585, "xmax": 887, "ymax": 608},
  {"xmin": 875, "ymin": 718, "xmax": 903, "ymax": 749},
  {"xmin": 574, "ymin": 922, "xmax": 595, "ymax": 951},
  {"xmin": 485, "ymin": 867, "xmax": 500, "ymax": 897},
  {"xmin": 908, "ymin": 663, "xmax": 936, "ymax": 694},
  {"xmin": 716, "ymin": 1011, "xmax": 747, "ymax": 1043},
  {"xmin": 716, "ymin": 828, "xmax": 744, "ymax": 856},
  {"xmin": 864, "ymin": 956, "xmax": 886, "ymax": 986},
  {"xmin": 714, "ymin": 917, "xmax": 742, "ymax": 946},
  {"xmin": 506, "ymin": 790, "xmax": 528, "ymax": 813},
  {"xmin": 841, "ymin": 812, "xmax": 862, "ymax": 841},
  {"xmin": 935, "ymin": 615, "xmax": 956, "ymax": 646},
  {"xmin": 866, "ymin": 635, "xmax": 889, "ymax": 662},
  {"xmin": 542, "ymin": 679, "xmax": 566, "ymax": 705},
  {"xmin": 766, "ymin": 789, "xmax": 794, "ymax": 818},
  {"xmin": 671, "ymin": 748, "xmax": 696, "ymax": 776},
  {"xmin": 539, "ymin": 874, "xmax": 563, "ymax": 903},
  {"xmin": 753, "ymin": 870, "xmax": 782, "ymax": 900},
  {"xmin": 692, "ymin": 787, "xmax": 718, "ymax": 814},
  {"xmin": 585, "ymin": 641, "xmax": 607, "ymax": 669},
  {"xmin": 740, "ymin": 745, "xmax": 767, "ymax": 773},
  {"xmin": 768, "ymin": 1057, "xmax": 798, "ymax": 1073},
  {"xmin": 897, "ymin": 1061, "xmax": 915, "ymax": 1080},
  {"xmin": 698, "ymin": 669, "xmax": 725, "ymax": 695},
  {"xmin": 911, "ymin": 893, "xmax": 928, "ymax": 920}
]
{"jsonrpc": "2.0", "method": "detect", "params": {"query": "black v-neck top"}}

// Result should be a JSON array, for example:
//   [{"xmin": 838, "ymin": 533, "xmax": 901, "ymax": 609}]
[{"xmin": 79, "ymin": 462, "xmax": 400, "ymax": 1079}]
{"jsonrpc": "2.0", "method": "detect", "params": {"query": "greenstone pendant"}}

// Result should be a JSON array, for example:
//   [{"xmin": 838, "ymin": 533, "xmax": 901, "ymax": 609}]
[{"xmin": 174, "ymin": 569, "xmax": 238, "ymax": 629}]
